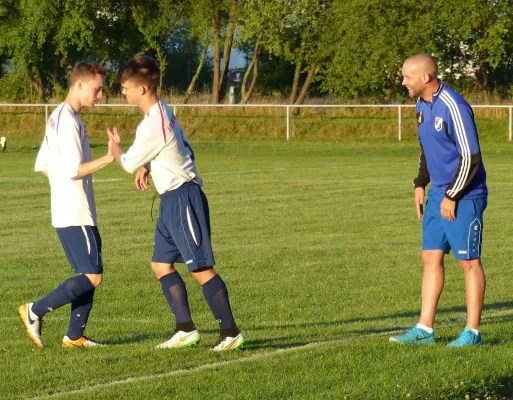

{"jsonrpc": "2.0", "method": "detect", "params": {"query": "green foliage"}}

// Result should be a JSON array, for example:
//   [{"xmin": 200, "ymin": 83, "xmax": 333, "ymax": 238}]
[
  {"xmin": 0, "ymin": 70, "xmax": 34, "ymax": 102},
  {"xmin": 0, "ymin": 0, "xmax": 513, "ymax": 102}
]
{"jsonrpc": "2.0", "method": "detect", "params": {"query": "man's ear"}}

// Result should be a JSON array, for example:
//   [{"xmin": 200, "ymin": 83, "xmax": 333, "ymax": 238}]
[{"xmin": 139, "ymin": 85, "xmax": 147, "ymax": 95}]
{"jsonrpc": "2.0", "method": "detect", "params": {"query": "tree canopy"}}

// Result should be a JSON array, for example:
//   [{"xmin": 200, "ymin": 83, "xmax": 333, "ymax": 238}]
[{"xmin": 0, "ymin": 0, "xmax": 512, "ymax": 103}]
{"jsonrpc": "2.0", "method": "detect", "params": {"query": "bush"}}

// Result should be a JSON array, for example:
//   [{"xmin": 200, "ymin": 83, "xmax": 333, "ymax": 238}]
[{"xmin": 0, "ymin": 72, "xmax": 36, "ymax": 102}]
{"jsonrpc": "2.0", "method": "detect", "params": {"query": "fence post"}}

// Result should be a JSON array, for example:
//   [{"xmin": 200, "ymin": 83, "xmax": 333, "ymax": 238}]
[
  {"xmin": 398, "ymin": 105, "xmax": 402, "ymax": 142},
  {"xmin": 509, "ymin": 107, "xmax": 512, "ymax": 142},
  {"xmin": 286, "ymin": 105, "xmax": 290, "ymax": 141},
  {"xmin": 173, "ymin": 105, "xmax": 176, "ymax": 115},
  {"xmin": 45, "ymin": 105, "xmax": 48, "ymax": 124}
]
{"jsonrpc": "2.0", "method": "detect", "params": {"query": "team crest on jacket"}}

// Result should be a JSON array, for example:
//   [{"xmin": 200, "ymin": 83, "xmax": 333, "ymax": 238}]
[{"xmin": 434, "ymin": 117, "xmax": 443, "ymax": 132}]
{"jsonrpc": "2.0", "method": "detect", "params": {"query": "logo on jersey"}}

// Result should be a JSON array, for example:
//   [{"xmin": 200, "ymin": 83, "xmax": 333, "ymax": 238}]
[
  {"xmin": 416, "ymin": 111, "xmax": 424, "ymax": 126},
  {"xmin": 168, "ymin": 114, "xmax": 176, "ymax": 131},
  {"xmin": 434, "ymin": 117, "xmax": 443, "ymax": 132},
  {"xmin": 48, "ymin": 118, "xmax": 55, "ymax": 129}
]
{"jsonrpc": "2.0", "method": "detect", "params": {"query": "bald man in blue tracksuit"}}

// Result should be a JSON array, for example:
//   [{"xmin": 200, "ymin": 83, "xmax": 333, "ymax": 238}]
[{"xmin": 390, "ymin": 53, "xmax": 487, "ymax": 347}]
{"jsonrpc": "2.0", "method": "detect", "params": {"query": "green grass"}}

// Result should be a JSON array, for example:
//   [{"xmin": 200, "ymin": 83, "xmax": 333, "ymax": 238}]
[{"xmin": 1, "ymin": 140, "xmax": 513, "ymax": 399}]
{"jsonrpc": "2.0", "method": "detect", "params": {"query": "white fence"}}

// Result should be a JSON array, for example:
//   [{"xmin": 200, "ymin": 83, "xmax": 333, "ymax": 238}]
[{"xmin": 1, "ymin": 103, "xmax": 512, "ymax": 141}]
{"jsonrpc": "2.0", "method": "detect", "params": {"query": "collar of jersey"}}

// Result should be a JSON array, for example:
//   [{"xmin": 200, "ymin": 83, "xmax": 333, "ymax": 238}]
[{"xmin": 418, "ymin": 81, "xmax": 444, "ymax": 106}]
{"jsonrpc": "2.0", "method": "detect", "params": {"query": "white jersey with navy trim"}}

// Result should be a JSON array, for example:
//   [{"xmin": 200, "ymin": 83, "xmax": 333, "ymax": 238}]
[
  {"xmin": 35, "ymin": 103, "xmax": 97, "ymax": 228},
  {"xmin": 121, "ymin": 100, "xmax": 201, "ymax": 194}
]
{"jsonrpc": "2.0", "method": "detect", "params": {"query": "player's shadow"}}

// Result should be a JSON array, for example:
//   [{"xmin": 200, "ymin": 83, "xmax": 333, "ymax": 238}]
[
  {"xmin": 107, "ymin": 301, "xmax": 513, "ymax": 346},
  {"xmin": 109, "ymin": 329, "xmax": 220, "ymax": 345},
  {"xmin": 246, "ymin": 300, "xmax": 513, "ymax": 335}
]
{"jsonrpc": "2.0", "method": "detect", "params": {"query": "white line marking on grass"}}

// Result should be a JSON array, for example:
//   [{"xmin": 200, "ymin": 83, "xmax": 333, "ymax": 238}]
[
  {"xmin": 202, "ymin": 166, "xmax": 358, "ymax": 176},
  {"xmin": 30, "ymin": 330, "xmax": 397, "ymax": 400},
  {"xmin": 92, "ymin": 178, "xmax": 123, "ymax": 182}
]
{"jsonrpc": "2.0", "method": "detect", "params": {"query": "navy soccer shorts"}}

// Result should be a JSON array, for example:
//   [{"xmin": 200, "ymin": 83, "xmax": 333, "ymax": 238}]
[
  {"xmin": 56, "ymin": 226, "xmax": 103, "ymax": 274},
  {"xmin": 152, "ymin": 182, "xmax": 215, "ymax": 271},
  {"xmin": 422, "ymin": 191, "xmax": 487, "ymax": 260}
]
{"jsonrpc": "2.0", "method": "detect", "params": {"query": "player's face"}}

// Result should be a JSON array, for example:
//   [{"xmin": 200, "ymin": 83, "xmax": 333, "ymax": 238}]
[
  {"xmin": 401, "ymin": 62, "xmax": 425, "ymax": 98},
  {"xmin": 121, "ymin": 80, "xmax": 143, "ymax": 105},
  {"xmin": 79, "ymin": 74, "xmax": 104, "ymax": 108}
]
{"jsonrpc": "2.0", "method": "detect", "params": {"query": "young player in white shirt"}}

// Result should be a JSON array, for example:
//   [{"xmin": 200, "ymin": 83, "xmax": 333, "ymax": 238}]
[
  {"xmin": 18, "ymin": 62, "xmax": 113, "ymax": 349},
  {"xmin": 107, "ymin": 56, "xmax": 244, "ymax": 351}
]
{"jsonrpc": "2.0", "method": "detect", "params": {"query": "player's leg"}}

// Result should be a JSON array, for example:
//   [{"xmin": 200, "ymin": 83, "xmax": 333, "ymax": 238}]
[
  {"xmin": 152, "ymin": 199, "xmax": 199, "ymax": 349},
  {"xmin": 418, "ymin": 250, "xmax": 445, "ymax": 328},
  {"xmin": 18, "ymin": 226, "xmax": 101, "ymax": 348},
  {"xmin": 446, "ymin": 198, "xmax": 487, "ymax": 347},
  {"xmin": 175, "ymin": 185, "xmax": 243, "ymax": 350},
  {"xmin": 390, "ymin": 193, "xmax": 448, "ymax": 345},
  {"xmin": 460, "ymin": 258, "xmax": 485, "ymax": 330},
  {"xmin": 63, "ymin": 226, "xmax": 104, "ymax": 348}
]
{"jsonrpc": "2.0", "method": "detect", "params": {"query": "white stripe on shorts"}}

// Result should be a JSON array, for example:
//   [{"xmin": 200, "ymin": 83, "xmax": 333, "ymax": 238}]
[
  {"xmin": 186, "ymin": 206, "xmax": 198, "ymax": 246},
  {"xmin": 81, "ymin": 226, "xmax": 91, "ymax": 255}
]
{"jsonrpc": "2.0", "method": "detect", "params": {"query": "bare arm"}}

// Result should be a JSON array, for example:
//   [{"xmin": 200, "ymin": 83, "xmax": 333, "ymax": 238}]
[{"xmin": 72, "ymin": 153, "xmax": 114, "ymax": 180}]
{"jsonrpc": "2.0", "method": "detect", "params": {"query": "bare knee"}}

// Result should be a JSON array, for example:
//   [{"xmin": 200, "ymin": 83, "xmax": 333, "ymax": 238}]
[
  {"xmin": 151, "ymin": 262, "xmax": 176, "ymax": 279},
  {"xmin": 421, "ymin": 250, "xmax": 445, "ymax": 269},
  {"xmin": 191, "ymin": 267, "xmax": 216, "ymax": 285},
  {"xmin": 459, "ymin": 259, "xmax": 482, "ymax": 272},
  {"xmin": 84, "ymin": 273, "xmax": 103, "ymax": 288}
]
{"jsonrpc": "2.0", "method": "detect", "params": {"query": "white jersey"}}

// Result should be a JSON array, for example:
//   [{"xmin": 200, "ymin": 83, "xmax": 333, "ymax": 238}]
[
  {"xmin": 121, "ymin": 100, "xmax": 201, "ymax": 194},
  {"xmin": 35, "ymin": 103, "xmax": 97, "ymax": 228}
]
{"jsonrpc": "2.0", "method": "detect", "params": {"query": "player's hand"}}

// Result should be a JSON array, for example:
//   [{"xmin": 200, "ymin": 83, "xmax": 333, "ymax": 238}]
[
  {"xmin": 414, "ymin": 187, "xmax": 425, "ymax": 220},
  {"xmin": 135, "ymin": 166, "xmax": 150, "ymax": 191},
  {"xmin": 441, "ymin": 197, "xmax": 456, "ymax": 221},
  {"xmin": 106, "ymin": 127, "xmax": 121, "ymax": 145}
]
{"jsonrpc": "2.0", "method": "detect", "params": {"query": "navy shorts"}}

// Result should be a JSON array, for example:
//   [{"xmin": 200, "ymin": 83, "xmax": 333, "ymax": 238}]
[
  {"xmin": 152, "ymin": 182, "xmax": 215, "ymax": 271},
  {"xmin": 422, "ymin": 191, "xmax": 487, "ymax": 260},
  {"xmin": 56, "ymin": 226, "xmax": 103, "ymax": 274}
]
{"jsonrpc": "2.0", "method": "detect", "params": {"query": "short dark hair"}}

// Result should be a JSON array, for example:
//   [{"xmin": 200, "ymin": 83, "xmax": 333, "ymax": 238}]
[
  {"xmin": 70, "ymin": 61, "xmax": 105, "ymax": 86},
  {"xmin": 117, "ymin": 56, "xmax": 160, "ymax": 92}
]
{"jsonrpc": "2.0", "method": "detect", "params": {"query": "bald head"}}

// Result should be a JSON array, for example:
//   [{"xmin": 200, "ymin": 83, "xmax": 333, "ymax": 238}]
[
  {"xmin": 404, "ymin": 53, "xmax": 438, "ymax": 78},
  {"xmin": 402, "ymin": 53, "xmax": 440, "ymax": 101}
]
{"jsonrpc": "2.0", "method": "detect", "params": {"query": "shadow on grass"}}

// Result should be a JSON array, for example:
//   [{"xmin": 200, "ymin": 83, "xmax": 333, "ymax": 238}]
[
  {"xmin": 108, "ymin": 328, "xmax": 220, "ymax": 345},
  {"xmin": 245, "ymin": 301, "xmax": 513, "ymax": 333},
  {"xmin": 111, "ymin": 301, "xmax": 513, "ymax": 347}
]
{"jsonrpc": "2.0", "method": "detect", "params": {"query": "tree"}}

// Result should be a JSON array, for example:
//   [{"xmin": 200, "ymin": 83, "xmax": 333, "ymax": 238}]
[
  {"xmin": 131, "ymin": 0, "xmax": 185, "ymax": 92},
  {"xmin": 465, "ymin": 0, "xmax": 513, "ymax": 103},
  {"xmin": 235, "ymin": 0, "xmax": 288, "ymax": 103},
  {"xmin": 263, "ymin": 0, "xmax": 334, "ymax": 106}
]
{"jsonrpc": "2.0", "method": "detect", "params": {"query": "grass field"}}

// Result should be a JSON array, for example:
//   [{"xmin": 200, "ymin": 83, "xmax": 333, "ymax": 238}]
[{"xmin": 1, "ymin": 140, "xmax": 513, "ymax": 399}]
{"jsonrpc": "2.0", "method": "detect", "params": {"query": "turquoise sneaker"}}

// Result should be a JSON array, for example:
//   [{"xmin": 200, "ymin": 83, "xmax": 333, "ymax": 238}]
[
  {"xmin": 448, "ymin": 328, "xmax": 482, "ymax": 347},
  {"xmin": 389, "ymin": 325, "xmax": 434, "ymax": 345}
]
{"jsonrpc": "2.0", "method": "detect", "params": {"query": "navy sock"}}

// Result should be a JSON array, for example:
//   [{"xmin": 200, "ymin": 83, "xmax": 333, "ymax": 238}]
[
  {"xmin": 32, "ymin": 275, "xmax": 95, "ymax": 318},
  {"xmin": 66, "ymin": 288, "xmax": 95, "ymax": 340},
  {"xmin": 160, "ymin": 272, "xmax": 194, "ymax": 325},
  {"xmin": 201, "ymin": 274, "xmax": 237, "ymax": 330}
]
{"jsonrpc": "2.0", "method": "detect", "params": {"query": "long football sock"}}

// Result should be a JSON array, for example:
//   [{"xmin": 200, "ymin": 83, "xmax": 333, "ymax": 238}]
[
  {"xmin": 66, "ymin": 288, "xmax": 95, "ymax": 340},
  {"xmin": 201, "ymin": 274, "xmax": 237, "ymax": 331},
  {"xmin": 159, "ymin": 272, "xmax": 194, "ymax": 325},
  {"xmin": 32, "ymin": 274, "xmax": 95, "ymax": 318}
]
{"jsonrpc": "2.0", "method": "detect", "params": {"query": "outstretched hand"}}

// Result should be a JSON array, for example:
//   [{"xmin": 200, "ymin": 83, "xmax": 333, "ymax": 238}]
[{"xmin": 106, "ymin": 127, "xmax": 121, "ymax": 145}]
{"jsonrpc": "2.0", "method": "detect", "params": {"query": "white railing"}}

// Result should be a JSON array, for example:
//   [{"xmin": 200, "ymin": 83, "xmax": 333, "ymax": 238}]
[{"xmin": 1, "ymin": 103, "xmax": 512, "ymax": 142}]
